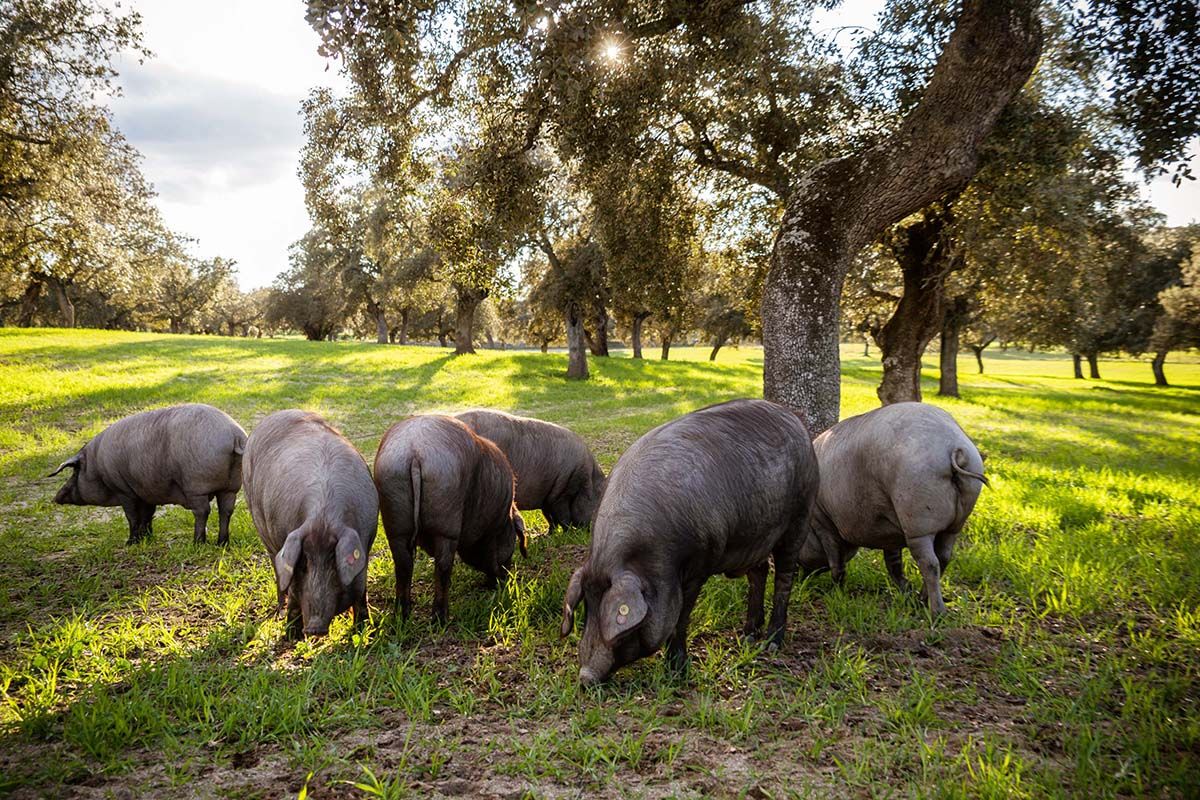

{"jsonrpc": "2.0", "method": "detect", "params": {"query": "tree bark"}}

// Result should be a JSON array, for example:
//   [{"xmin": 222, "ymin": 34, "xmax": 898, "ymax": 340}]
[
  {"xmin": 631, "ymin": 313, "xmax": 649, "ymax": 359},
  {"xmin": 453, "ymin": 286, "xmax": 486, "ymax": 355},
  {"xmin": 660, "ymin": 335, "xmax": 671, "ymax": 361},
  {"xmin": 17, "ymin": 279, "xmax": 41, "ymax": 326},
  {"xmin": 875, "ymin": 209, "xmax": 960, "ymax": 405},
  {"xmin": 710, "ymin": 335, "xmax": 728, "ymax": 361},
  {"xmin": 398, "ymin": 308, "xmax": 410, "ymax": 345},
  {"xmin": 1072, "ymin": 353, "xmax": 1084, "ymax": 379},
  {"xmin": 1152, "ymin": 350, "xmax": 1168, "ymax": 386},
  {"xmin": 1086, "ymin": 351, "xmax": 1100, "ymax": 379},
  {"xmin": 369, "ymin": 300, "xmax": 388, "ymax": 344},
  {"xmin": 938, "ymin": 296, "xmax": 968, "ymax": 398},
  {"xmin": 761, "ymin": 0, "xmax": 1041, "ymax": 433},
  {"xmin": 863, "ymin": 340, "xmax": 870, "ymax": 357},
  {"xmin": 566, "ymin": 301, "xmax": 589, "ymax": 379},
  {"xmin": 540, "ymin": 341, "xmax": 549, "ymax": 353},
  {"xmin": 45, "ymin": 276, "xmax": 75, "ymax": 328},
  {"xmin": 590, "ymin": 303, "xmax": 610, "ymax": 356}
]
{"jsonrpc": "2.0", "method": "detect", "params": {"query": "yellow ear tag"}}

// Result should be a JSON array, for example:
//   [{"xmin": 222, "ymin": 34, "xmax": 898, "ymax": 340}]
[
  {"xmin": 353, "ymin": 549, "xmax": 361, "ymax": 560},
  {"xmin": 619, "ymin": 604, "xmax": 629, "ymax": 615}
]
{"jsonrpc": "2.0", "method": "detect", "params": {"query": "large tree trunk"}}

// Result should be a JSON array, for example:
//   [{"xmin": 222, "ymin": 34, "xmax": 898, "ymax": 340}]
[
  {"xmin": 875, "ymin": 209, "xmax": 960, "ymax": 405},
  {"xmin": 18, "ymin": 280, "xmax": 42, "ymax": 326},
  {"xmin": 369, "ymin": 300, "xmax": 388, "ymax": 344},
  {"xmin": 590, "ymin": 302, "xmax": 610, "ymax": 356},
  {"xmin": 710, "ymin": 335, "xmax": 728, "ymax": 361},
  {"xmin": 938, "ymin": 296, "xmax": 968, "ymax": 398},
  {"xmin": 453, "ymin": 287, "xmax": 486, "ymax": 355},
  {"xmin": 46, "ymin": 276, "xmax": 75, "ymax": 328},
  {"xmin": 397, "ymin": 308, "xmax": 410, "ymax": 345},
  {"xmin": 761, "ymin": 0, "xmax": 1041, "ymax": 433},
  {"xmin": 540, "ymin": 341, "xmax": 549, "ymax": 353},
  {"xmin": 1152, "ymin": 350, "xmax": 1168, "ymax": 386},
  {"xmin": 565, "ymin": 301, "xmax": 589, "ymax": 380},
  {"xmin": 1086, "ymin": 351, "xmax": 1100, "ymax": 380},
  {"xmin": 631, "ymin": 313, "xmax": 649, "ymax": 359},
  {"xmin": 1072, "ymin": 353, "xmax": 1084, "ymax": 379}
]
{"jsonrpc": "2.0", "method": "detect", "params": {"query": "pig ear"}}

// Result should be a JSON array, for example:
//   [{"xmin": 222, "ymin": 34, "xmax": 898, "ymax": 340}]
[
  {"xmin": 560, "ymin": 563, "xmax": 586, "ymax": 638},
  {"xmin": 335, "ymin": 527, "xmax": 367, "ymax": 587},
  {"xmin": 599, "ymin": 570, "xmax": 648, "ymax": 645},
  {"xmin": 513, "ymin": 510, "xmax": 528, "ymax": 559},
  {"xmin": 48, "ymin": 453, "xmax": 82, "ymax": 477},
  {"xmin": 274, "ymin": 526, "xmax": 306, "ymax": 595}
]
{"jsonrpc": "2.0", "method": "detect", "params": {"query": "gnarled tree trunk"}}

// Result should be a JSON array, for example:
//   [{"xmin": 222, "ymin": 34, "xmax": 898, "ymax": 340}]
[
  {"xmin": 631, "ymin": 312, "xmax": 650, "ymax": 359},
  {"xmin": 761, "ymin": 0, "xmax": 1041, "ymax": 433},
  {"xmin": 566, "ymin": 301, "xmax": 589, "ymax": 380},
  {"xmin": 710, "ymin": 335, "xmax": 728, "ymax": 361},
  {"xmin": 1152, "ymin": 350, "xmax": 1168, "ymax": 386},
  {"xmin": 875, "ymin": 208, "xmax": 960, "ymax": 405},
  {"xmin": 1086, "ymin": 351, "xmax": 1100, "ymax": 379},
  {"xmin": 590, "ymin": 303, "xmax": 610, "ymax": 356},
  {"xmin": 18, "ymin": 280, "xmax": 42, "ymax": 326},
  {"xmin": 368, "ymin": 300, "xmax": 388, "ymax": 344},
  {"xmin": 938, "ymin": 296, "xmax": 969, "ymax": 398},
  {"xmin": 453, "ymin": 286, "xmax": 486, "ymax": 355},
  {"xmin": 45, "ymin": 276, "xmax": 75, "ymax": 328},
  {"xmin": 1073, "ymin": 353, "xmax": 1084, "ymax": 379},
  {"xmin": 397, "ymin": 308, "xmax": 410, "ymax": 345}
]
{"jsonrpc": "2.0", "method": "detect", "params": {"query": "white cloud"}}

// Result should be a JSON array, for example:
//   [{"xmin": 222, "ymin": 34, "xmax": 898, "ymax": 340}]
[{"xmin": 107, "ymin": 0, "xmax": 344, "ymax": 289}]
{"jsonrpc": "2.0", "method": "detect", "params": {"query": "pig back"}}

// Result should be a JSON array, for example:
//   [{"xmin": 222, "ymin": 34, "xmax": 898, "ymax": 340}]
[
  {"xmin": 89, "ymin": 403, "xmax": 246, "ymax": 505},
  {"xmin": 591, "ymin": 399, "xmax": 817, "ymax": 578},
  {"xmin": 455, "ymin": 410, "xmax": 592, "ymax": 509},
  {"xmin": 813, "ymin": 402, "xmax": 982, "ymax": 545},
  {"xmin": 243, "ymin": 410, "xmax": 378, "ymax": 555}
]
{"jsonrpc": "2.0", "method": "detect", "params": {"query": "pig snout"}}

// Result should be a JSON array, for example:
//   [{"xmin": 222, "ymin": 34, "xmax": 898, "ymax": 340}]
[
  {"xmin": 579, "ymin": 666, "xmax": 603, "ymax": 686},
  {"xmin": 303, "ymin": 622, "xmax": 331, "ymax": 637}
]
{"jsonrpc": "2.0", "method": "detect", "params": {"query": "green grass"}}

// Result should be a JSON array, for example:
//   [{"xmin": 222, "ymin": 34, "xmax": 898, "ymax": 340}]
[{"xmin": 0, "ymin": 327, "xmax": 1198, "ymax": 798}]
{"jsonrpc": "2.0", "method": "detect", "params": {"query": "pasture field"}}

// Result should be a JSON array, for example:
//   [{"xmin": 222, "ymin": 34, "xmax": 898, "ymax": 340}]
[{"xmin": 1, "ymin": 328, "xmax": 1198, "ymax": 799}]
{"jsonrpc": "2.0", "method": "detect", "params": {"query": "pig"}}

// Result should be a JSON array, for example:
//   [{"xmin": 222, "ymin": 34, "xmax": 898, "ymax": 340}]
[
  {"xmin": 455, "ymin": 409, "xmax": 606, "ymax": 530},
  {"xmin": 242, "ymin": 410, "xmax": 378, "ymax": 639},
  {"xmin": 374, "ymin": 414, "xmax": 527, "ymax": 624},
  {"xmin": 799, "ymin": 402, "xmax": 988, "ymax": 616},
  {"xmin": 560, "ymin": 399, "xmax": 819, "ymax": 686},
  {"xmin": 49, "ymin": 403, "xmax": 246, "ymax": 545}
]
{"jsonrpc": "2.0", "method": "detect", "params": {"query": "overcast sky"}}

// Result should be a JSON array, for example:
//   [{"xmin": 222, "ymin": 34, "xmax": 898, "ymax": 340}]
[{"xmin": 110, "ymin": 0, "xmax": 1199, "ymax": 290}]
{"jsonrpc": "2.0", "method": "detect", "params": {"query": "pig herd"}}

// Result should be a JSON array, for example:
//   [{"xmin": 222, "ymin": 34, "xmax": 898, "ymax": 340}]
[{"xmin": 48, "ymin": 399, "xmax": 986, "ymax": 684}]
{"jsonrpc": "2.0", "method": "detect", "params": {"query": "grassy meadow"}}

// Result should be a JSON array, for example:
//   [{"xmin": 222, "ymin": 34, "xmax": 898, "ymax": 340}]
[{"xmin": 0, "ymin": 327, "xmax": 1198, "ymax": 798}]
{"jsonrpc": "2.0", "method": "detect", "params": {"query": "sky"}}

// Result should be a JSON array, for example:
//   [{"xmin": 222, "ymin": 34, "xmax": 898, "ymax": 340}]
[{"xmin": 109, "ymin": 0, "xmax": 1199, "ymax": 290}]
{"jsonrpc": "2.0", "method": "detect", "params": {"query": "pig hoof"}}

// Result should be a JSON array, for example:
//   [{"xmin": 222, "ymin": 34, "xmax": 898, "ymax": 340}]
[{"xmin": 767, "ymin": 641, "xmax": 780, "ymax": 654}]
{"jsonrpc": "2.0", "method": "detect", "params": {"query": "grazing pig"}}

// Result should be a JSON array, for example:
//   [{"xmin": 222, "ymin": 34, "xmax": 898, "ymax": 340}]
[
  {"xmin": 560, "ymin": 399, "xmax": 818, "ymax": 685},
  {"xmin": 242, "ymin": 410, "xmax": 378, "ymax": 639},
  {"xmin": 374, "ymin": 415, "xmax": 527, "ymax": 624},
  {"xmin": 455, "ymin": 409, "xmax": 606, "ymax": 529},
  {"xmin": 49, "ymin": 403, "xmax": 246, "ymax": 545},
  {"xmin": 800, "ymin": 402, "xmax": 987, "ymax": 616}
]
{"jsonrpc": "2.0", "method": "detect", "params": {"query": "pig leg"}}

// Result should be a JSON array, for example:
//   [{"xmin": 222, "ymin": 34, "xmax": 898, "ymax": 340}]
[
  {"xmin": 187, "ymin": 496, "xmax": 211, "ymax": 545},
  {"xmin": 392, "ymin": 537, "xmax": 415, "ymax": 620},
  {"xmin": 907, "ymin": 535, "xmax": 946, "ymax": 617},
  {"xmin": 431, "ymin": 535, "xmax": 457, "ymax": 625},
  {"xmin": 934, "ymin": 530, "xmax": 959, "ymax": 575},
  {"xmin": 743, "ymin": 561, "xmax": 770, "ymax": 638},
  {"xmin": 883, "ymin": 549, "xmax": 911, "ymax": 591},
  {"xmin": 120, "ymin": 497, "xmax": 151, "ymax": 544},
  {"xmin": 666, "ymin": 578, "xmax": 705, "ymax": 674},
  {"xmin": 352, "ymin": 592, "xmax": 369, "ymax": 631},
  {"xmin": 215, "ymin": 490, "xmax": 237, "ymax": 546},
  {"xmin": 766, "ymin": 536, "xmax": 803, "ymax": 647}
]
